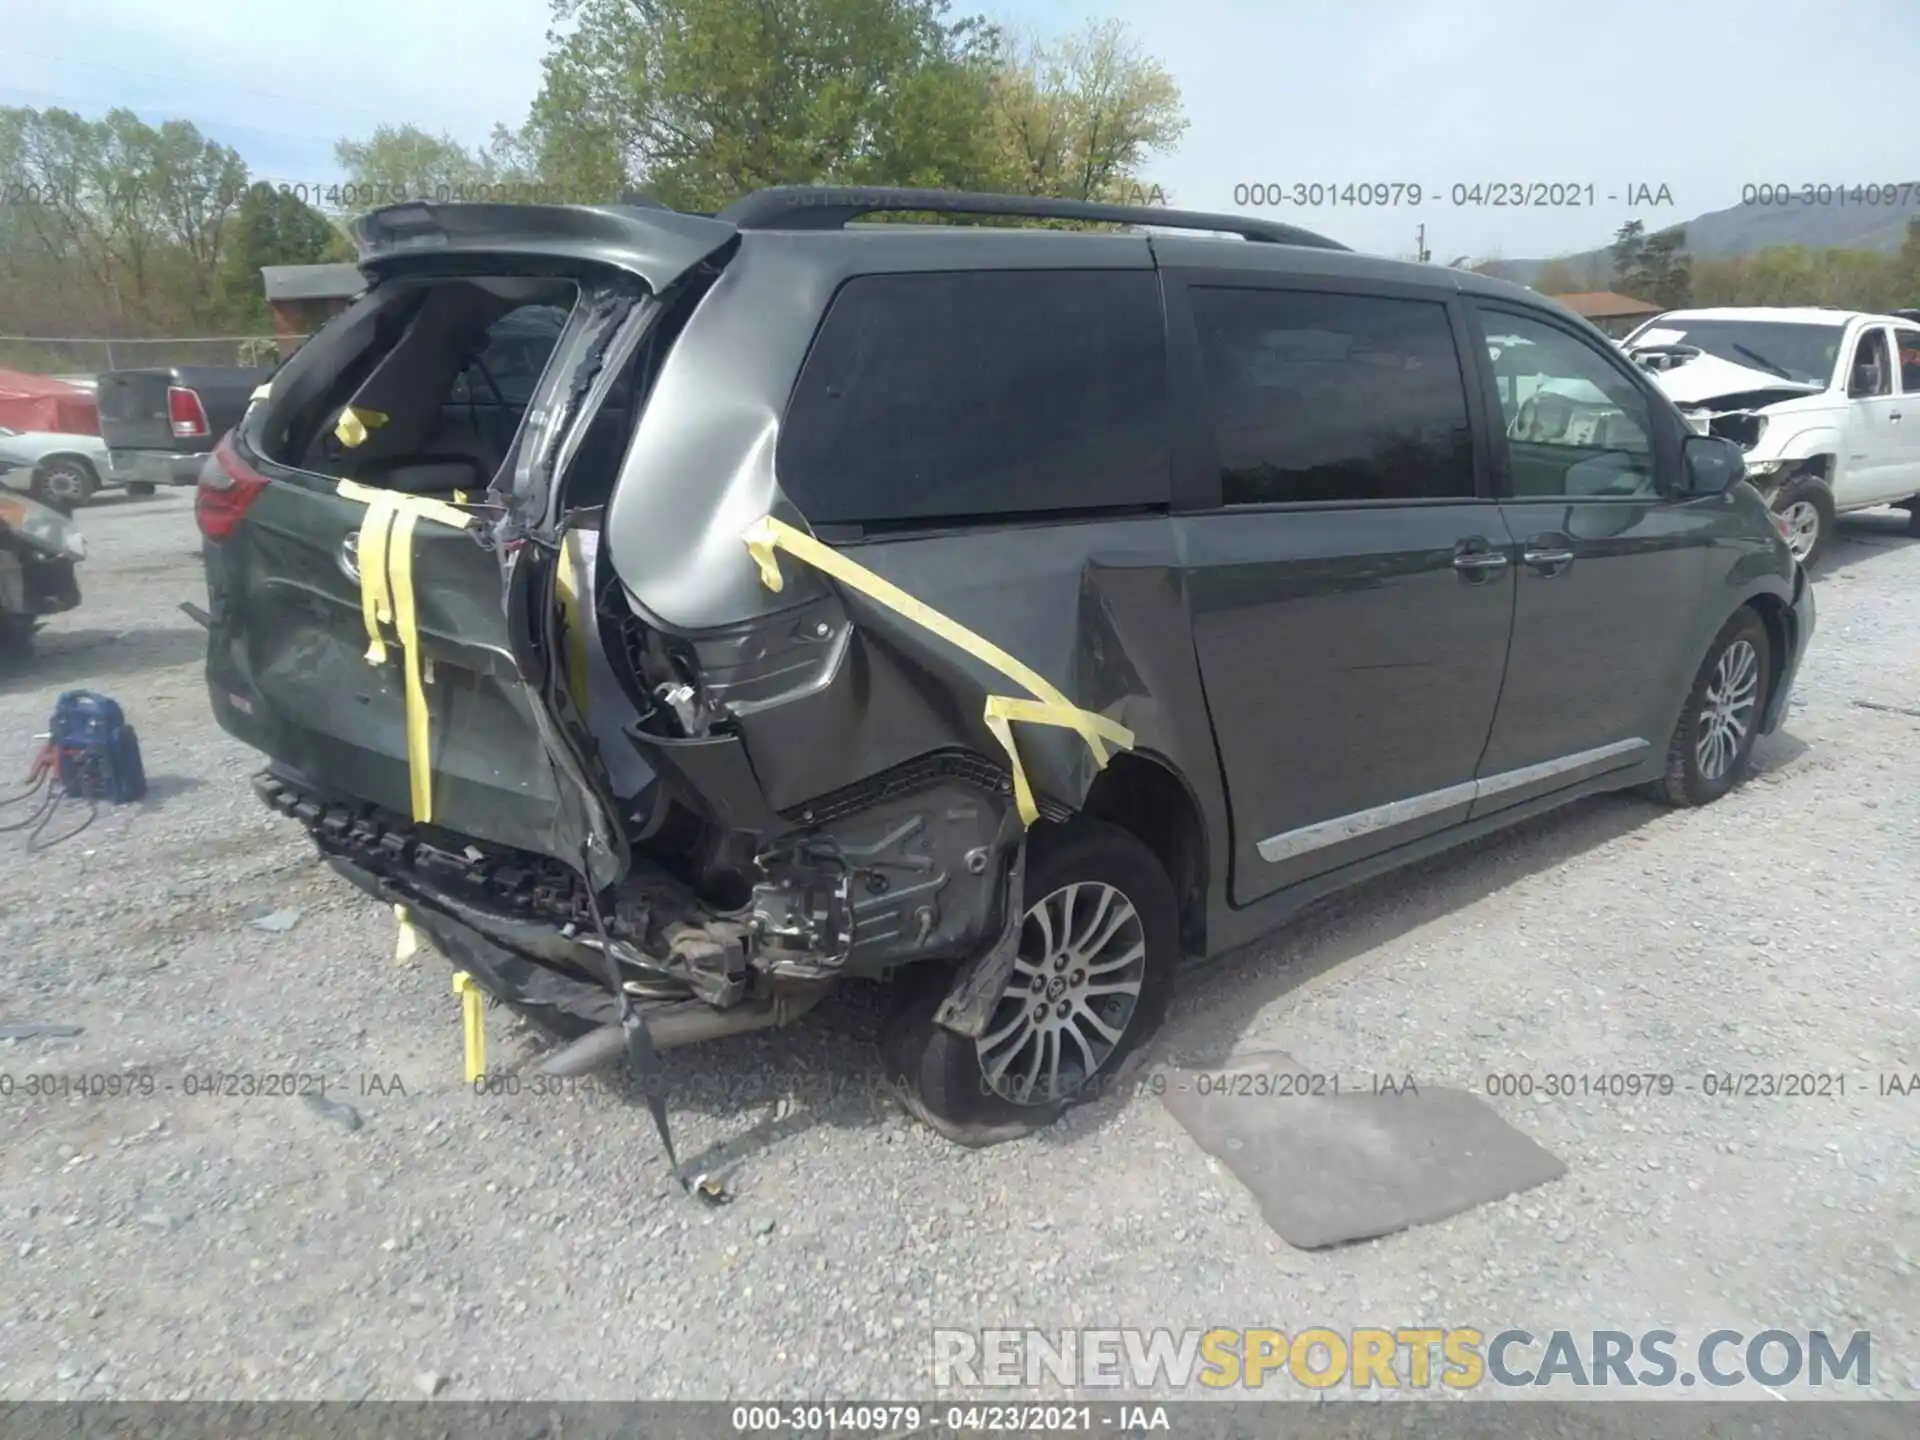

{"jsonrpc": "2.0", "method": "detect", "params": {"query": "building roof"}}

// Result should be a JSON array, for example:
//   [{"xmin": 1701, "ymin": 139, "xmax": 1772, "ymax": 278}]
[
  {"xmin": 1548, "ymin": 290, "xmax": 1662, "ymax": 320},
  {"xmin": 261, "ymin": 263, "xmax": 366, "ymax": 303}
]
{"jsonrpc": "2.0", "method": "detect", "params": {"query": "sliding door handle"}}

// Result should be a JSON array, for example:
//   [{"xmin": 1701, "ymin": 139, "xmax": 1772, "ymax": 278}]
[{"xmin": 1452, "ymin": 551, "xmax": 1510, "ymax": 573}]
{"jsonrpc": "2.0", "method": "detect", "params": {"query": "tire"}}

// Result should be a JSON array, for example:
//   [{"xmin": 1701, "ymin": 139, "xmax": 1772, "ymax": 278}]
[
  {"xmin": 29, "ymin": 459, "xmax": 97, "ymax": 512},
  {"xmin": 881, "ymin": 818, "xmax": 1179, "ymax": 1146},
  {"xmin": 126, "ymin": 481, "xmax": 157, "ymax": 497},
  {"xmin": 1769, "ymin": 474, "xmax": 1832, "ymax": 568},
  {"xmin": 0, "ymin": 616, "xmax": 35, "ymax": 662},
  {"xmin": 1906, "ymin": 500, "xmax": 1920, "ymax": 537},
  {"xmin": 1646, "ymin": 607, "xmax": 1772, "ymax": 808}
]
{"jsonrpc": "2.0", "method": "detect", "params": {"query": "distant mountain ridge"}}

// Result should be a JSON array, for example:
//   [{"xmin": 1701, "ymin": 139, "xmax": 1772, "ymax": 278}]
[{"xmin": 1480, "ymin": 192, "xmax": 1920, "ymax": 287}]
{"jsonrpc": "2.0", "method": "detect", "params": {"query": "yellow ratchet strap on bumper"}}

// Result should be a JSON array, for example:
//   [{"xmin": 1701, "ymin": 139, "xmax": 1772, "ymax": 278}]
[
  {"xmin": 741, "ymin": 515, "xmax": 1133, "ymax": 826},
  {"xmin": 336, "ymin": 479, "xmax": 476, "ymax": 826}
]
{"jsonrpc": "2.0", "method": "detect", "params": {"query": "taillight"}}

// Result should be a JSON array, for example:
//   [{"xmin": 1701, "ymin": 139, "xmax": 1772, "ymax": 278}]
[
  {"xmin": 195, "ymin": 434, "xmax": 269, "ymax": 541},
  {"xmin": 167, "ymin": 386, "xmax": 209, "ymax": 438},
  {"xmin": 1770, "ymin": 511, "xmax": 1793, "ymax": 542}
]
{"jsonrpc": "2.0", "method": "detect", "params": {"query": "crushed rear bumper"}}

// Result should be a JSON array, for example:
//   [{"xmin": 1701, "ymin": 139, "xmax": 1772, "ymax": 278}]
[{"xmin": 253, "ymin": 769, "xmax": 771, "ymax": 1016}]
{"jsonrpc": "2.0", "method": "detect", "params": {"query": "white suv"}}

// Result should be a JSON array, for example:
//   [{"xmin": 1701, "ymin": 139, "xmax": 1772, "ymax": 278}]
[{"xmin": 1622, "ymin": 306, "xmax": 1920, "ymax": 565}]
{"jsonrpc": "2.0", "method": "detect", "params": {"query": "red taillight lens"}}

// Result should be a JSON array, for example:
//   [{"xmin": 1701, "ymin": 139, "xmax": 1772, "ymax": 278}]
[
  {"xmin": 167, "ymin": 385, "xmax": 209, "ymax": 438},
  {"xmin": 195, "ymin": 434, "xmax": 268, "ymax": 541}
]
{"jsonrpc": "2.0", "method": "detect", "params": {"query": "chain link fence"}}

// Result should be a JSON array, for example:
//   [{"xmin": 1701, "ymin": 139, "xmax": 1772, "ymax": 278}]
[{"xmin": 0, "ymin": 334, "xmax": 302, "ymax": 377}]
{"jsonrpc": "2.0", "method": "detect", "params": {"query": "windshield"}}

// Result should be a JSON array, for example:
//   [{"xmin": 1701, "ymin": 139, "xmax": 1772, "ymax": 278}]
[{"xmin": 1627, "ymin": 319, "xmax": 1845, "ymax": 387}]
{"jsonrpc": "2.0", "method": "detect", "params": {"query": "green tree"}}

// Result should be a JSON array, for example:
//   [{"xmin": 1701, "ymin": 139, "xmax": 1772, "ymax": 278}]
[
  {"xmin": 213, "ymin": 182, "xmax": 352, "ymax": 329},
  {"xmin": 0, "ymin": 105, "xmax": 247, "ymax": 335},
  {"xmin": 1608, "ymin": 220, "xmax": 1645, "ymax": 288},
  {"xmin": 988, "ymin": 19, "xmax": 1184, "ymax": 201},
  {"xmin": 1893, "ymin": 217, "xmax": 1920, "ymax": 300},
  {"xmin": 333, "ymin": 122, "xmax": 510, "ymax": 201},
  {"xmin": 514, "ymin": 0, "xmax": 1044, "ymax": 211},
  {"xmin": 1610, "ymin": 220, "xmax": 1689, "ymax": 307}
]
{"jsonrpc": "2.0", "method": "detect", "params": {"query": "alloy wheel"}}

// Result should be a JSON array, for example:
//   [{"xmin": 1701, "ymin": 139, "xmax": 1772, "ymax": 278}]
[
  {"xmin": 1696, "ymin": 638, "xmax": 1760, "ymax": 782},
  {"xmin": 975, "ymin": 880, "xmax": 1147, "ymax": 1105},
  {"xmin": 1778, "ymin": 501, "xmax": 1819, "ymax": 563}
]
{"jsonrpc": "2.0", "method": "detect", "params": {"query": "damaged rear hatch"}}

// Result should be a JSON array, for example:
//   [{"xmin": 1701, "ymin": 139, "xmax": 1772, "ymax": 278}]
[{"xmin": 198, "ymin": 200, "xmax": 738, "ymax": 890}]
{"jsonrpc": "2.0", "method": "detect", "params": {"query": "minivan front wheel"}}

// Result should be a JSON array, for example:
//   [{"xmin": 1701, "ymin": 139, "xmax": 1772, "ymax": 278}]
[
  {"xmin": 882, "ymin": 819, "xmax": 1177, "ymax": 1146},
  {"xmin": 1648, "ymin": 608, "xmax": 1772, "ymax": 808}
]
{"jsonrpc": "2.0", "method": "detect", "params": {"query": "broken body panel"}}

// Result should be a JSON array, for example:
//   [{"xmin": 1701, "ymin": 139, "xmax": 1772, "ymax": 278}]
[{"xmin": 201, "ymin": 201, "xmax": 1180, "ymax": 1057}]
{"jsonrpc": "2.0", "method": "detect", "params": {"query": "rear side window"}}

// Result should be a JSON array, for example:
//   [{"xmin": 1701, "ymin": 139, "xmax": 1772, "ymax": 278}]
[
  {"xmin": 778, "ymin": 270, "xmax": 1170, "ymax": 526},
  {"xmin": 1897, "ymin": 328, "xmax": 1920, "ymax": 393},
  {"xmin": 449, "ymin": 304, "xmax": 570, "ymax": 406},
  {"xmin": 1191, "ymin": 287, "xmax": 1476, "ymax": 505}
]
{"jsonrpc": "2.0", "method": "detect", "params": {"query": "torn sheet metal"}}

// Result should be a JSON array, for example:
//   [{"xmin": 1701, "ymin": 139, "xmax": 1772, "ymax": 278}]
[{"xmin": 740, "ymin": 513, "xmax": 1134, "ymax": 825}]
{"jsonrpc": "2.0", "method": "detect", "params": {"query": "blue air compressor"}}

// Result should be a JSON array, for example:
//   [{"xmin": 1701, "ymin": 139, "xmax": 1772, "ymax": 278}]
[{"xmin": 46, "ymin": 690, "xmax": 146, "ymax": 804}]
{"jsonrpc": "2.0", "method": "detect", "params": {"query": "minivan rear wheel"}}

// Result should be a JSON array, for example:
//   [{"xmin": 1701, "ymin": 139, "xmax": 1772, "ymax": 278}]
[
  {"xmin": 1647, "ymin": 607, "xmax": 1772, "ymax": 808},
  {"xmin": 881, "ymin": 818, "xmax": 1178, "ymax": 1146}
]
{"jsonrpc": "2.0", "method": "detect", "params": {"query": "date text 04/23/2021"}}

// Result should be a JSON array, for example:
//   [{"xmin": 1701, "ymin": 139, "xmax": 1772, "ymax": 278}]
[
  {"xmin": 1230, "ymin": 181, "xmax": 1676, "ymax": 209},
  {"xmin": 0, "ymin": 1071, "xmax": 411, "ymax": 1101}
]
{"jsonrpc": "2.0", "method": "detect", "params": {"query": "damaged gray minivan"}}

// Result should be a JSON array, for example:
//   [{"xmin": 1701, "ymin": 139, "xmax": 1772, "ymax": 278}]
[{"xmin": 197, "ymin": 186, "xmax": 1813, "ymax": 1150}]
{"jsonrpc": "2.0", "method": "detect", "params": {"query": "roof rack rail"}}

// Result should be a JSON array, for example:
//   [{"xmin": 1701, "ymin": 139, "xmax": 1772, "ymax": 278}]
[{"xmin": 715, "ymin": 185, "xmax": 1350, "ymax": 250}]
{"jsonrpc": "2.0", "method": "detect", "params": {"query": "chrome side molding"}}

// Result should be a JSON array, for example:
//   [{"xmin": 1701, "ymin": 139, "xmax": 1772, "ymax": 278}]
[{"xmin": 1256, "ymin": 738, "xmax": 1650, "ymax": 864}]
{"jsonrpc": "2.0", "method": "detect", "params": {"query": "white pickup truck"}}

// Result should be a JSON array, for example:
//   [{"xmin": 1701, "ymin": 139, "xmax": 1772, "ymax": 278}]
[{"xmin": 1620, "ymin": 307, "xmax": 1920, "ymax": 565}]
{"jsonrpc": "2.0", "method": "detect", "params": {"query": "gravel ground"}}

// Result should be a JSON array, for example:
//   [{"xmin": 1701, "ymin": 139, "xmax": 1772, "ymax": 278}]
[{"xmin": 1, "ymin": 489, "xmax": 1916, "ymax": 1404}]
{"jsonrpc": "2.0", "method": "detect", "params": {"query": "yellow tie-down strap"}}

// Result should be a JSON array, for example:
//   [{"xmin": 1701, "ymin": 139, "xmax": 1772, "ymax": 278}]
[
  {"xmin": 451, "ymin": 971, "xmax": 487, "ymax": 1084},
  {"xmin": 334, "ymin": 406, "xmax": 389, "ymax": 450},
  {"xmin": 741, "ymin": 515, "xmax": 1133, "ymax": 826},
  {"xmin": 336, "ymin": 478, "xmax": 476, "ymax": 826}
]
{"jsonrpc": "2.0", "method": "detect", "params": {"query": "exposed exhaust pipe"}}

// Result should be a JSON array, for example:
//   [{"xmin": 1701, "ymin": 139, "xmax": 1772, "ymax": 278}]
[{"xmin": 535, "ymin": 990, "xmax": 826, "ymax": 1076}]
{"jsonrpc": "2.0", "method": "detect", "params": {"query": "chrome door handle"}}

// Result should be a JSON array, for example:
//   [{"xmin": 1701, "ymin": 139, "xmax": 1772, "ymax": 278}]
[
  {"xmin": 1524, "ymin": 548, "xmax": 1575, "ymax": 567},
  {"xmin": 1452, "ymin": 551, "xmax": 1509, "ymax": 572}
]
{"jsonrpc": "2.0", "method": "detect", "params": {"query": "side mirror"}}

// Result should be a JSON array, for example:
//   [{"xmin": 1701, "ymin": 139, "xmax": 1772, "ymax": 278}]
[{"xmin": 1682, "ymin": 434, "xmax": 1745, "ymax": 495}]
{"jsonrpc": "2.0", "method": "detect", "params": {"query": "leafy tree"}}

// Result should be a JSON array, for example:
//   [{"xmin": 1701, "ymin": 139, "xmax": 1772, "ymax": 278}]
[
  {"xmin": 333, "ymin": 122, "xmax": 520, "ymax": 202},
  {"xmin": 1610, "ymin": 219, "xmax": 1689, "ymax": 307},
  {"xmin": 503, "ymin": 0, "xmax": 1181, "ymax": 213},
  {"xmin": 1893, "ymin": 216, "xmax": 1920, "ymax": 301},
  {"xmin": 214, "ymin": 182, "xmax": 353, "ymax": 329},
  {"xmin": 988, "ymin": 20, "xmax": 1185, "ymax": 201},
  {"xmin": 0, "ymin": 105, "xmax": 247, "ymax": 335}
]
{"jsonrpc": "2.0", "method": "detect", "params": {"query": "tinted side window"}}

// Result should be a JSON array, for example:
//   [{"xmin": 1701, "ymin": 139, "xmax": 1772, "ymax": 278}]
[
  {"xmin": 778, "ymin": 270, "xmax": 1170, "ymax": 526},
  {"xmin": 1479, "ymin": 310, "xmax": 1657, "ymax": 499},
  {"xmin": 1191, "ymin": 287, "xmax": 1475, "ymax": 505},
  {"xmin": 449, "ymin": 304, "xmax": 571, "ymax": 406}
]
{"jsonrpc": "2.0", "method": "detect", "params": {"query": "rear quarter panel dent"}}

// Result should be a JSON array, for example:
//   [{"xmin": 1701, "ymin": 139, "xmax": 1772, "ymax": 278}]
[{"xmin": 731, "ymin": 519, "xmax": 1229, "ymax": 892}]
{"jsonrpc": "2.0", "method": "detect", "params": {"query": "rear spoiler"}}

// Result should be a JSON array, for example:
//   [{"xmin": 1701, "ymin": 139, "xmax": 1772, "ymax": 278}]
[{"xmin": 351, "ymin": 202, "xmax": 740, "ymax": 295}]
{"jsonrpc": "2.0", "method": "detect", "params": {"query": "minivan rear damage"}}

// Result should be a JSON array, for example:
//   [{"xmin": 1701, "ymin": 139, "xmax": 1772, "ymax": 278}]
[{"xmin": 200, "ymin": 200, "xmax": 1089, "ymax": 1163}]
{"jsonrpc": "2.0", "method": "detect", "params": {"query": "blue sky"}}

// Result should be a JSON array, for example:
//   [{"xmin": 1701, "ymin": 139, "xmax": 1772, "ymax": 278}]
[{"xmin": 9, "ymin": 0, "xmax": 1920, "ymax": 260}]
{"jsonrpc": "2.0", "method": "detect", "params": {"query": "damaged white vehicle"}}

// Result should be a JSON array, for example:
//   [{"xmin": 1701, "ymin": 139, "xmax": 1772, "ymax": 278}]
[{"xmin": 1621, "ymin": 307, "xmax": 1920, "ymax": 565}]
